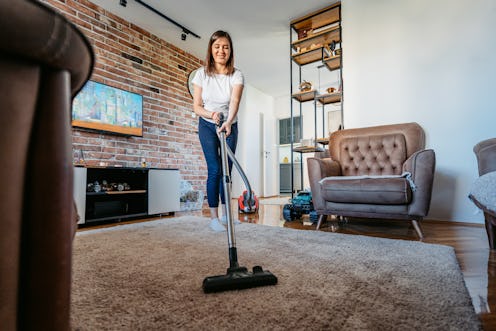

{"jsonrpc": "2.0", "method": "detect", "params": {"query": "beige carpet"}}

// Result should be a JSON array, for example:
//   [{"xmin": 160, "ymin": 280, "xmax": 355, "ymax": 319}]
[{"xmin": 72, "ymin": 216, "xmax": 481, "ymax": 330}]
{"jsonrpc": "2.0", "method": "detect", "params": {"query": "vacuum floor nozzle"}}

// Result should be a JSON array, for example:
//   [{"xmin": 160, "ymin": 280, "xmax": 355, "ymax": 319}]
[{"xmin": 203, "ymin": 265, "xmax": 277, "ymax": 293}]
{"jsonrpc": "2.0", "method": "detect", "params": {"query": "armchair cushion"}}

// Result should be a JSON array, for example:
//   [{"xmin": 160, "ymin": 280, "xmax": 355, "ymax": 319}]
[
  {"xmin": 469, "ymin": 171, "xmax": 496, "ymax": 216},
  {"xmin": 320, "ymin": 173, "xmax": 413, "ymax": 205}
]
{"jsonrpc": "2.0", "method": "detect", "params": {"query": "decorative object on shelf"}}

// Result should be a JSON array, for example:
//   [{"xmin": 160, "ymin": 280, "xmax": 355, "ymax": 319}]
[
  {"xmin": 327, "ymin": 41, "xmax": 342, "ymax": 57},
  {"xmin": 117, "ymin": 183, "xmax": 125, "ymax": 191},
  {"xmin": 327, "ymin": 87, "xmax": 336, "ymax": 93},
  {"xmin": 300, "ymin": 138, "xmax": 315, "ymax": 147},
  {"xmin": 93, "ymin": 181, "xmax": 101, "ymax": 193},
  {"xmin": 283, "ymin": 156, "xmax": 289, "ymax": 163},
  {"xmin": 101, "ymin": 180, "xmax": 110, "ymax": 191},
  {"xmin": 329, "ymin": 40, "xmax": 337, "ymax": 53},
  {"xmin": 73, "ymin": 148, "xmax": 86, "ymax": 165},
  {"xmin": 298, "ymin": 29, "xmax": 310, "ymax": 39},
  {"xmin": 299, "ymin": 80, "xmax": 312, "ymax": 92}
]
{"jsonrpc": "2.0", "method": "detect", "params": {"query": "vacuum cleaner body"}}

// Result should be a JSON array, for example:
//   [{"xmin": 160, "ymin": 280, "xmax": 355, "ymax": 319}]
[
  {"xmin": 238, "ymin": 190, "xmax": 259, "ymax": 213},
  {"xmin": 202, "ymin": 115, "xmax": 277, "ymax": 293}
]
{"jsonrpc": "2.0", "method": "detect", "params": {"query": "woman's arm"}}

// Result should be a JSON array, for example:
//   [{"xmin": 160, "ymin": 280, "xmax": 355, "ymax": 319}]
[{"xmin": 192, "ymin": 84, "xmax": 220, "ymax": 121}]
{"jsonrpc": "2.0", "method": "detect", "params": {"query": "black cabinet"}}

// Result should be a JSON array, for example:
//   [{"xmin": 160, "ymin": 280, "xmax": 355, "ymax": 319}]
[
  {"xmin": 83, "ymin": 168, "xmax": 148, "ymax": 222},
  {"xmin": 280, "ymin": 163, "xmax": 302, "ymax": 193}
]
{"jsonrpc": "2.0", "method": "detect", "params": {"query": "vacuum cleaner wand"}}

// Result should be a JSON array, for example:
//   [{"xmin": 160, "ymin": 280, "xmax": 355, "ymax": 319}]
[
  {"xmin": 225, "ymin": 145, "xmax": 255, "ymax": 210},
  {"xmin": 202, "ymin": 114, "xmax": 277, "ymax": 293}
]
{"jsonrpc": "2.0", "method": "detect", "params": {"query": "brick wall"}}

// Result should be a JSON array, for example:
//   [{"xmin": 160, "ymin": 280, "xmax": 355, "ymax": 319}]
[{"xmin": 43, "ymin": 0, "xmax": 207, "ymax": 193}]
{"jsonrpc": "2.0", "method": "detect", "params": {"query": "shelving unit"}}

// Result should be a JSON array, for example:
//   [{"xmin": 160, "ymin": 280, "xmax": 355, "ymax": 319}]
[
  {"xmin": 288, "ymin": 2, "xmax": 343, "ymax": 196},
  {"xmin": 291, "ymin": 90, "xmax": 317, "ymax": 102},
  {"xmin": 74, "ymin": 166, "xmax": 180, "ymax": 224}
]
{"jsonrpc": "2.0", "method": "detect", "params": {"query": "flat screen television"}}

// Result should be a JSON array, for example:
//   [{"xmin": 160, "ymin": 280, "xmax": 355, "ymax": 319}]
[{"xmin": 72, "ymin": 80, "xmax": 143, "ymax": 136}]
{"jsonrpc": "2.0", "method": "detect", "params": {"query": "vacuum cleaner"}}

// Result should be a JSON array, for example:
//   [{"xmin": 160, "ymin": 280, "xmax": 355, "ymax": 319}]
[
  {"xmin": 202, "ymin": 115, "xmax": 277, "ymax": 293},
  {"xmin": 238, "ymin": 190, "xmax": 259, "ymax": 214},
  {"xmin": 223, "ymin": 145, "xmax": 259, "ymax": 214}
]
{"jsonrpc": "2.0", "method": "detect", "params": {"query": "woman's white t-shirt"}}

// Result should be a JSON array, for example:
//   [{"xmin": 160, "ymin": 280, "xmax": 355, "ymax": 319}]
[{"xmin": 192, "ymin": 67, "xmax": 244, "ymax": 124}]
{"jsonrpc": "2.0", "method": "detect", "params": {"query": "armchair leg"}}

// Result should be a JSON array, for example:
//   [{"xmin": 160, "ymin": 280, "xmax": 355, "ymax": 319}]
[
  {"xmin": 411, "ymin": 220, "xmax": 424, "ymax": 240},
  {"xmin": 316, "ymin": 215, "xmax": 327, "ymax": 230},
  {"xmin": 484, "ymin": 212, "xmax": 496, "ymax": 250}
]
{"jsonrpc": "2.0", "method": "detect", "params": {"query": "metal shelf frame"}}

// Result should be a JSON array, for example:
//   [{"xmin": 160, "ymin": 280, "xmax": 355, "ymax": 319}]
[{"xmin": 288, "ymin": 2, "xmax": 344, "ymax": 198}]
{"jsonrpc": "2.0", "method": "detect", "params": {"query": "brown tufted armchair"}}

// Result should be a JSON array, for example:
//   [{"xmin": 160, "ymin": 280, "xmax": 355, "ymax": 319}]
[
  {"xmin": 0, "ymin": 1, "xmax": 93, "ymax": 330},
  {"xmin": 307, "ymin": 123, "xmax": 436, "ymax": 239}
]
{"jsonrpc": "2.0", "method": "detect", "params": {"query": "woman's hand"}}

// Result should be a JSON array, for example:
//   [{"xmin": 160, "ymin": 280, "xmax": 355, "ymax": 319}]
[
  {"xmin": 217, "ymin": 121, "xmax": 232, "ymax": 137},
  {"xmin": 211, "ymin": 111, "xmax": 220, "ymax": 124}
]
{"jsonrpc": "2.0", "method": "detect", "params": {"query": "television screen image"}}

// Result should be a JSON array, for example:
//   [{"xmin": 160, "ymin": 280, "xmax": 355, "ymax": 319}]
[{"xmin": 72, "ymin": 81, "xmax": 143, "ymax": 136}]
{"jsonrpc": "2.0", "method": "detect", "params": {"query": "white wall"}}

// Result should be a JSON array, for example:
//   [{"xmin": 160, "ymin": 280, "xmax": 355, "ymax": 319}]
[
  {"xmin": 342, "ymin": 0, "xmax": 496, "ymax": 223},
  {"xmin": 233, "ymin": 84, "xmax": 276, "ymax": 198}
]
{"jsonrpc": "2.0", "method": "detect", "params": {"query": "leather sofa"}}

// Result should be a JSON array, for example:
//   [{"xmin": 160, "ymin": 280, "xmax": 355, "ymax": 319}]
[
  {"xmin": 307, "ymin": 123, "xmax": 436, "ymax": 238},
  {"xmin": 469, "ymin": 138, "xmax": 496, "ymax": 249},
  {"xmin": 0, "ymin": 1, "xmax": 93, "ymax": 330}
]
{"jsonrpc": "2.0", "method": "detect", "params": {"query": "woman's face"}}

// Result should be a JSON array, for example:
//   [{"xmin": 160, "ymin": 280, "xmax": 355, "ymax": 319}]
[{"xmin": 211, "ymin": 37, "xmax": 231, "ymax": 65}]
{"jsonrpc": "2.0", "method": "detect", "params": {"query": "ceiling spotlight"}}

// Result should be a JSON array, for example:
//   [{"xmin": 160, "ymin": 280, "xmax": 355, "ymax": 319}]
[
  {"xmin": 119, "ymin": 0, "xmax": 127, "ymax": 7},
  {"xmin": 181, "ymin": 33, "xmax": 187, "ymax": 41}
]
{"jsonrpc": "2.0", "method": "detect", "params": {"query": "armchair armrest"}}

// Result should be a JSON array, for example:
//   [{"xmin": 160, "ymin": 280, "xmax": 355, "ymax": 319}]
[
  {"xmin": 474, "ymin": 138, "xmax": 496, "ymax": 175},
  {"xmin": 403, "ymin": 149, "xmax": 436, "ymax": 217},
  {"xmin": 307, "ymin": 157, "xmax": 341, "ymax": 212}
]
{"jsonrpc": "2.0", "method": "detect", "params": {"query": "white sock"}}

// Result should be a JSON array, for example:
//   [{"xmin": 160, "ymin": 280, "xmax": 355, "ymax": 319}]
[
  {"xmin": 220, "ymin": 215, "xmax": 241, "ymax": 225},
  {"xmin": 209, "ymin": 218, "xmax": 225, "ymax": 232}
]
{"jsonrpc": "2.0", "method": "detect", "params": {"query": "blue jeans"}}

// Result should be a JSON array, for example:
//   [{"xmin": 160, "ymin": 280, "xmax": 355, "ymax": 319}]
[{"xmin": 198, "ymin": 117, "xmax": 238, "ymax": 207}]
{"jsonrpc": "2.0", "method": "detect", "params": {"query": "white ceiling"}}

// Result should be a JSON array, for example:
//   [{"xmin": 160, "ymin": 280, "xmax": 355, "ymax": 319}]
[{"xmin": 89, "ymin": 0, "xmax": 337, "ymax": 97}]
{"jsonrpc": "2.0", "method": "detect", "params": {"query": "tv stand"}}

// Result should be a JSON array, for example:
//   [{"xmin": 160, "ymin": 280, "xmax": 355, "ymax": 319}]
[{"xmin": 74, "ymin": 166, "xmax": 180, "ymax": 224}]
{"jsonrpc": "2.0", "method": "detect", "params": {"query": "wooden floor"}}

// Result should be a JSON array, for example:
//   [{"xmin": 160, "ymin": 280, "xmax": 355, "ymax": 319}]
[{"xmin": 80, "ymin": 197, "xmax": 496, "ymax": 330}]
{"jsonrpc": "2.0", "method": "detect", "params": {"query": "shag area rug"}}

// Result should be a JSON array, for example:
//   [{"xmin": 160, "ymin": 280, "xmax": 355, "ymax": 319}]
[{"xmin": 71, "ymin": 216, "xmax": 481, "ymax": 330}]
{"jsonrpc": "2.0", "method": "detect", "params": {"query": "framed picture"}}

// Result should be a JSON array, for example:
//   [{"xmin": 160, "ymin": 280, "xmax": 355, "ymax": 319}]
[{"xmin": 72, "ymin": 81, "xmax": 143, "ymax": 136}]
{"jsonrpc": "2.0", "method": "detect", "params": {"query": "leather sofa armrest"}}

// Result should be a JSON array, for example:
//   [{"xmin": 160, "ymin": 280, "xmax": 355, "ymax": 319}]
[
  {"xmin": 403, "ymin": 149, "xmax": 436, "ymax": 217},
  {"xmin": 307, "ymin": 157, "xmax": 341, "ymax": 211}
]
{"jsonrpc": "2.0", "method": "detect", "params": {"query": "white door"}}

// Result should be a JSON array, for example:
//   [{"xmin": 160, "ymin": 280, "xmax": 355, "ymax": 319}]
[
  {"xmin": 259, "ymin": 113, "xmax": 264, "ymax": 197},
  {"xmin": 263, "ymin": 115, "xmax": 278, "ymax": 197}
]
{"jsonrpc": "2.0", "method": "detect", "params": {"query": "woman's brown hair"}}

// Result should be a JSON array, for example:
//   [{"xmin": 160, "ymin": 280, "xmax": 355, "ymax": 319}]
[{"xmin": 205, "ymin": 30, "xmax": 235, "ymax": 76}]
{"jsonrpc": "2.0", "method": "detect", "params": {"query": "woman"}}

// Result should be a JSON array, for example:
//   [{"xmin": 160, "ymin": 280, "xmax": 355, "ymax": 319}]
[{"xmin": 191, "ymin": 30, "xmax": 244, "ymax": 231}]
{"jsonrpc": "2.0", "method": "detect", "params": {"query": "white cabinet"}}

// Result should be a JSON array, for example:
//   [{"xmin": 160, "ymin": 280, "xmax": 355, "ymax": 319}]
[
  {"xmin": 73, "ymin": 166, "xmax": 180, "ymax": 224},
  {"xmin": 148, "ymin": 169, "xmax": 180, "ymax": 215},
  {"xmin": 74, "ymin": 167, "xmax": 87, "ymax": 224}
]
